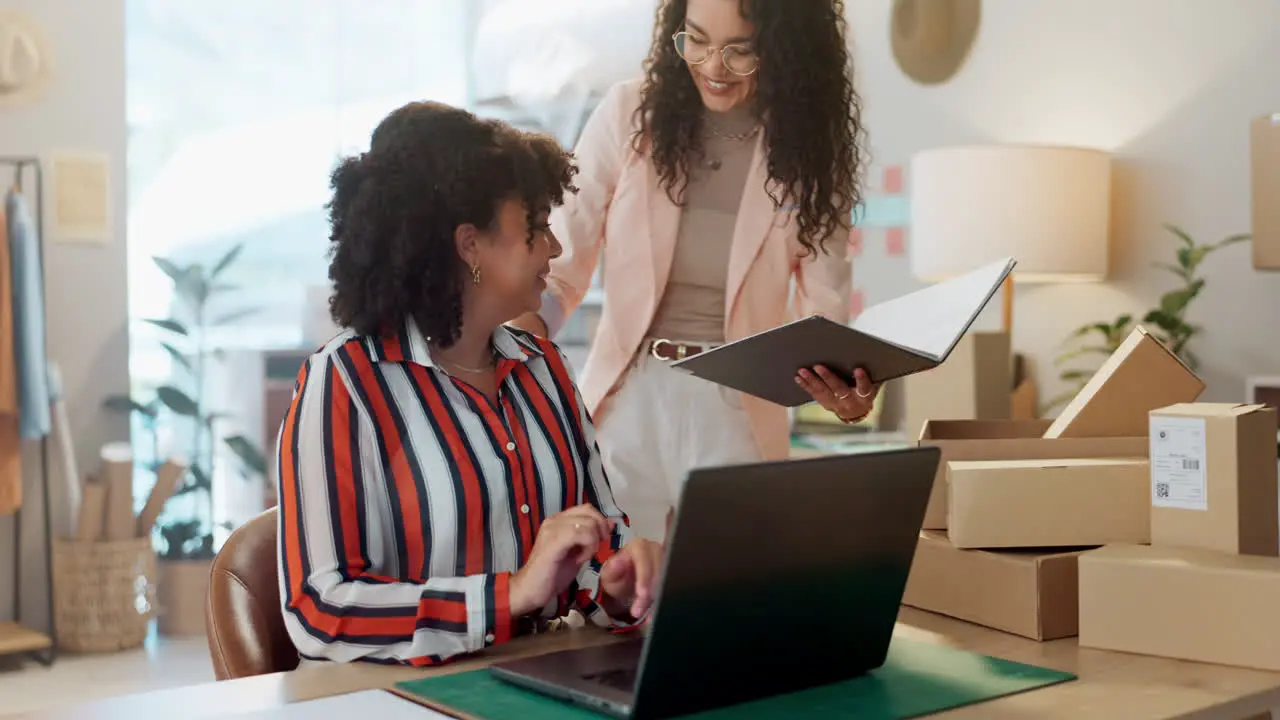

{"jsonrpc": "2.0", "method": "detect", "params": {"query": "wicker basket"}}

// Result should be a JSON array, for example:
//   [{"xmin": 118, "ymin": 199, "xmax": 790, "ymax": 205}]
[{"xmin": 52, "ymin": 536, "xmax": 156, "ymax": 653}]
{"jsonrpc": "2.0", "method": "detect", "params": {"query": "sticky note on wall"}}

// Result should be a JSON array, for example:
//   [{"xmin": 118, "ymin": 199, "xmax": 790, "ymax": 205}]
[{"xmin": 857, "ymin": 195, "xmax": 911, "ymax": 229}]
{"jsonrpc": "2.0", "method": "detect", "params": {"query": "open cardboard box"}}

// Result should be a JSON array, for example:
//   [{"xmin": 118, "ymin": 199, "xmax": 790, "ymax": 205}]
[
  {"xmin": 917, "ymin": 420, "xmax": 1147, "ymax": 529},
  {"xmin": 1044, "ymin": 325, "xmax": 1205, "ymax": 439}
]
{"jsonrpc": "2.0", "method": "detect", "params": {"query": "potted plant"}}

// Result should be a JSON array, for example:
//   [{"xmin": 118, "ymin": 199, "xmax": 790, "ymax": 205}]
[
  {"xmin": 1045, "ymin": 224, "xmax": 1249, "ymax": 414},
  {"xmin": 105, "ymin": 243, "xmax": 268, "ymax": 635}
]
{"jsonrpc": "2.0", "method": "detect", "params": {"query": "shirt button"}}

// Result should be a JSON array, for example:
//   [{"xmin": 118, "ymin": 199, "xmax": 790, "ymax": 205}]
[
  {"xmin": 520, "ymin": 504, "xmax": 530, "ymax": 515},
  {"xmin": 485, "ymin": 633, "xmax": 495, "ymax": 643},
  {"xmin": 505, "ymin": 442, "xmax": 516, "ymax": 451}
]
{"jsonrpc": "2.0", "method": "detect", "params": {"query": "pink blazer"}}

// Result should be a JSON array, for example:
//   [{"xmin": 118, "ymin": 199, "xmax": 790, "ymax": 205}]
[{"xmin": 540, "ymin": 79, "xmax": 852, "ymax": 461}]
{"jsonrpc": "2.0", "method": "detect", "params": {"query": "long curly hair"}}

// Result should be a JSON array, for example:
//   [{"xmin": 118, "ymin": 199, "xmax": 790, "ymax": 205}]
[
  {"xmin": 325, "ymin": 101, "xmax": 577, "ymax": 346},
  {"xmin": 634, "ymin": 0, "xmax": 866, "ymax": 257}
]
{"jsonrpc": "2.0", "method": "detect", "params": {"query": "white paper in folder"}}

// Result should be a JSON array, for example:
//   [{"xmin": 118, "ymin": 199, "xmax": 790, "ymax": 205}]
[{"xmin": 851, "ymin": 256, "xmax": 1015, "ymax": 361}]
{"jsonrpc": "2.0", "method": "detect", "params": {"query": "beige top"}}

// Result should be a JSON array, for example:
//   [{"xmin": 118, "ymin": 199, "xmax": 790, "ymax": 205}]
[{"xmin": 647, "ymin": 104, "xmax": 759, "ymax": 343}]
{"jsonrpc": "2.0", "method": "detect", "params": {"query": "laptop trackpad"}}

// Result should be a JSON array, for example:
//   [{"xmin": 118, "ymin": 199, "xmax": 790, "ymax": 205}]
[
  {"xmin": 573, "ymin": 638, "xmax": 644, "ymax": 690},
  {"xmin": 584, "ymin": 665, "xmax": 639, "ymax": 690}
]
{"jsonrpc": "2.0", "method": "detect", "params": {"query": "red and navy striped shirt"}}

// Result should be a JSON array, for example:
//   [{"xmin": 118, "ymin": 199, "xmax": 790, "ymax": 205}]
[{"xmin": 276, "ymin": 321, "xmax": 635, "ymax": 665}]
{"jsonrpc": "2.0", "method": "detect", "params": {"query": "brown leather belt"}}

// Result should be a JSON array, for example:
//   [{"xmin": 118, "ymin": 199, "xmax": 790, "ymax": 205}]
[{"xmin": 647, "ymin": 338, "xmax": 710, "ymax": 361}]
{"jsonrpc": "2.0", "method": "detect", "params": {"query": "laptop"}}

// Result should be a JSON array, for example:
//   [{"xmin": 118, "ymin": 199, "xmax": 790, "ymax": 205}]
[{"xmin": 489, "ymin": 446, "xmax": 940, "ymax": 719}]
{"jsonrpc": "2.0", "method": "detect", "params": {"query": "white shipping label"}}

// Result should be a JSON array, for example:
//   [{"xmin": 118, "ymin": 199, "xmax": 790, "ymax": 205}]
[{"xmin": 1150, "ymin": 415, "xmax": 1208, "ymax": 511}]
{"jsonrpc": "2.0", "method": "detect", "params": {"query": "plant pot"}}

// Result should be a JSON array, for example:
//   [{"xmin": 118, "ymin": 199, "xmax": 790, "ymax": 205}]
[{"xmin": 155, "ymin": 557, "xmax": 211, "ymax": 636}]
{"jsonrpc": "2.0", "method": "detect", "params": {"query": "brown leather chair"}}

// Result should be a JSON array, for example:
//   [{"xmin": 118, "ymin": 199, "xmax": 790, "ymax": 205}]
[{"xmin": 205, "ymin": 507, "xmax": 299, "ymax": 679}]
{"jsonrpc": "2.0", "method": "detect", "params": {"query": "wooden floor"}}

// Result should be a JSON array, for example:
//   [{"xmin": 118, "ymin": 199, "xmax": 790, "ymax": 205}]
[{"xmin": 0, "ymin": 623, "xmax": 212, "ymax": 716}]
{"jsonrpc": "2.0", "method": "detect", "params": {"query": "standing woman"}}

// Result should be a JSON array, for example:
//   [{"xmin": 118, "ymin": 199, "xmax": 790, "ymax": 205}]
[{"xmin": 511, "ymin": 0, "xmax": 878, "ymax": 540}]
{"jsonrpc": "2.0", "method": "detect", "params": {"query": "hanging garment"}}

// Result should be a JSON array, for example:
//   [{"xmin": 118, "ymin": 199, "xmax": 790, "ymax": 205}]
[
  {"xmin": 0, "ymin": 415, "xmax": 18, "ymax": 514},
  {"xmin": 0, "ymin": 201, "xmax": 21, "ymax": 513},
  {"xmin": 0, "ymin": 201, "xmax": 16, "ymax": 413},
  {"xmin": 6, "ymin": 188, "xmax": 50, "ymax": 439}
]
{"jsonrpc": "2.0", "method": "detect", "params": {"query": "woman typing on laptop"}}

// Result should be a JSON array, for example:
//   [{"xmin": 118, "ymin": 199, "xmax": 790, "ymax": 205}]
[{"xmin": 276, "ymin": 102, "xmax": 661, "ymax": 666}]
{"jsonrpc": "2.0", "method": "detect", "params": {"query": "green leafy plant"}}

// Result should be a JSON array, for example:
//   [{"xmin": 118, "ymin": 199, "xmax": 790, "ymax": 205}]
[
  {"xmin": 105, "ymin": 243, "xmax": 269, "ymax": 561},
  {"xmin": 1045, "ymin": 224, "xmax": 1250, "ymax": 414}
]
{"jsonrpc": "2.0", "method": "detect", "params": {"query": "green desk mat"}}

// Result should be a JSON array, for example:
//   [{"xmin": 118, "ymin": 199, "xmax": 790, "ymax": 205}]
[{"xmin": 395, "ymin": 637, "xmax": 1075, "ymax": 719}]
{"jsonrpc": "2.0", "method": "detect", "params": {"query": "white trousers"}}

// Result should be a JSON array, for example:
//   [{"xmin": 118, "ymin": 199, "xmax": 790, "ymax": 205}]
[{"xmin": 595, "ymin": 351, "xmax": 762, "ymax": 542}]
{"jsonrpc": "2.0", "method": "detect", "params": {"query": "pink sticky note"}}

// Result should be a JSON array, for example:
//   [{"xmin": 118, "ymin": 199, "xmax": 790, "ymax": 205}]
[
  {"xmin": 885, "ymin": 227, "xmax": 906, "ymax": 256},
  {"xmin": 849, "ymin": 288, "xmax": 864, "ymax": 317},
  {"xmin": 883, "ymin": 166, "xmax": 904, "ymax": 195},
  {"xmin": 848, "ymin": 227, "xmax": 863, "ymax": 256}
]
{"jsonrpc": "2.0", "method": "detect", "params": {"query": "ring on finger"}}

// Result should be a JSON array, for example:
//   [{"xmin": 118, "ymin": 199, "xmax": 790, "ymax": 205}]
[
  {"xmin": 856, "ymin": 387, "xmax": 873, "ymax": 399},
  {"xmin": 835, "ymin": 391, "xmax": 852, "ymax": 401}
]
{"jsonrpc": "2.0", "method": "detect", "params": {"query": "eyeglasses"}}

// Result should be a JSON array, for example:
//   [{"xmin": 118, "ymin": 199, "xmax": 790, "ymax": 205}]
[{"xmin": 671, "ymin": 31, "xmax": 759, "ymax": 76}]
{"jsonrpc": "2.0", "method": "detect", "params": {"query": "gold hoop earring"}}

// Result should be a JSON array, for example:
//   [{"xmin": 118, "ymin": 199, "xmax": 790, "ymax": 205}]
[{"xmin": 471, "ymin": 264, "xmax": 481, "ymax": 285}]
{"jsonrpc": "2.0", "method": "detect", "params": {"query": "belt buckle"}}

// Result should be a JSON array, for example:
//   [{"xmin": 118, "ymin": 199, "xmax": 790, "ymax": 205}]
[
  {"xmin": 650, "ymin": 338, "xmax": 674, "ymax": 361},
  {"xmin": 650, "ymin": 339, "xmax": 691, "ymax": 361}
]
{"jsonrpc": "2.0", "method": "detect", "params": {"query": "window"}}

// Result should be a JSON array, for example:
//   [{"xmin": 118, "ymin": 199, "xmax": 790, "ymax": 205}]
[
  {"xmin": 125, "ymin": 0, "xmax": 471, "ymax": 538},
  {"xmin": 125, "ymin": 0, "xmax": 650, "ymax": 539},
  {"xmin": 128, "ymin": 0, "xmax": 471, "ymax": 361}
]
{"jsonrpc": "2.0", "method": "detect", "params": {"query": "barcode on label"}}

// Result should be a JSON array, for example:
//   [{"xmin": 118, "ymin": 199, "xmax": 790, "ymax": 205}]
[
  {"xmin": 1156, "ymin": 483, "xmax": 1170, "ymax": 498},
  {"xmin": 1182, "ymin": 459, "xmax": 1201, "ymax": 470}
]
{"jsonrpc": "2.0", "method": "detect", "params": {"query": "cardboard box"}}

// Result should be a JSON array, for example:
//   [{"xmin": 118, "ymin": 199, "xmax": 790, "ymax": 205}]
[
  {"xmin": 1079, "ymin": 543, "xmax": 1280, "ymax": 671},
  {"xmin": 948, "ymin": 458, "xmax": 1150, "ymax": 549},
  {"xmin": 901, "ymin": 332, "xmax": 1012, "ymax": 441},
  {"xmin": 1044, "ymin": 326, "xmax": 1204, "ymax": 439},
  {"xmin": 904, "ymin": 531, "xmax": 1089, "ymax": 641},
  {"xmin": 1252, "ymin": 114, "xmax": 1280, "ymax": 271},
  {"xmin": 1149, "ymin": 403, "xmax": 1279, "ymax": 556},
  {"xmin": 917, "ymin": 419, "xmax": 1148, "ymax": 529}
]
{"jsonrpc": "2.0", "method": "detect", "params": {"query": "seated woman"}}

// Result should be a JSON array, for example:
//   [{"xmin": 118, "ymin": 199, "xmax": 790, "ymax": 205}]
[{"xmin": 277, "ymin": 100, "xmax": 662, "ymax": 665}]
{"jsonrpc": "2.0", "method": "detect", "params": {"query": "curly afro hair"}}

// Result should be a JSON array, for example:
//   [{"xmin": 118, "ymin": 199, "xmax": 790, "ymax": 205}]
[
  {"xmin": 325, "ymin": 102, "xmax": 577, "ymax": 347},
  {"xmin": 635, "ymin": 0, "xmax": 866, "ymax": 258}
]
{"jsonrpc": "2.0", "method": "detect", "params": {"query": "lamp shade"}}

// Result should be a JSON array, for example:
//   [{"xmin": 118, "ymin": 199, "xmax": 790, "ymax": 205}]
[{"xmin": 908, "ymin": 145, "xmax": 1111, "ymax": 283}]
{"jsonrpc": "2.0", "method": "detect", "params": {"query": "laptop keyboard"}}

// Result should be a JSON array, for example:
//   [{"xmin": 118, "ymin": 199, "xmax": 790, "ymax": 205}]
[{"xmin": 584, "ymin": 666, "xmax": 638, "ymax": 690}]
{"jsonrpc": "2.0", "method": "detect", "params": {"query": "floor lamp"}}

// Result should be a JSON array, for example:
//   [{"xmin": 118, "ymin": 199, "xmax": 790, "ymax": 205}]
[{"xmin": 908, "ymin": 144, "xmax": 1113, "ymax": 332}]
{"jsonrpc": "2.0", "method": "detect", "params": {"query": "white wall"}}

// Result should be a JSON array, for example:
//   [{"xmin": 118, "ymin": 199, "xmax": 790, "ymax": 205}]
[
  {"xmin": 846, "ymin": 0, "xmax": 1280, "ymax": 412},
  {"xmin": 0, "ymin": 0, "xmax": 129, "ymax": 630},
  {"xmin": 0, "ymin": 0, "xmax": 1275, "ymax": 636}
]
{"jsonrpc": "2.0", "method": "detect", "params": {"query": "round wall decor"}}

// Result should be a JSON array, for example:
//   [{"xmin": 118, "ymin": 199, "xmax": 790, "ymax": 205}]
[
  {"xmin": 0, "ymin": 11, "xmax": 53, "ymax": 107},
  {"xmin": 890, "ymin": 0, "xmax": 981, "ymax": 86}
]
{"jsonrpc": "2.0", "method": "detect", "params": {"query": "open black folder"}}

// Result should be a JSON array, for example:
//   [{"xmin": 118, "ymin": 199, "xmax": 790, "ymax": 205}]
[{"xmin": 671, "ymin": 257, "xmax": 1017, "ymax": 407}]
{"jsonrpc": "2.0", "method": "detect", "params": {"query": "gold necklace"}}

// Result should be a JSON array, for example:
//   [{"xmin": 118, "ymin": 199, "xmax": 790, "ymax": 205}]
[
  {"xmin": 441, "ymin": 357, "xmax": 494, "ymax": 374},
  {"xmin": 707, "ymin": 123, "xmax": 760, "ymax": 142},
  {"xmin": 433, "ymin": 344, "xmax": 497, "ymax": 374},
  {"xmin": 702, "ymin": 123, "xmax": 760, "ymax": 170}
]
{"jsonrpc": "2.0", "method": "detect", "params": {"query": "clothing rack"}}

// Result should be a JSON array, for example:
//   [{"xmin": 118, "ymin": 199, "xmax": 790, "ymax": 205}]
[{"xmin": 0, "ymin": 156, "xmax": 56, "ymax": 666}]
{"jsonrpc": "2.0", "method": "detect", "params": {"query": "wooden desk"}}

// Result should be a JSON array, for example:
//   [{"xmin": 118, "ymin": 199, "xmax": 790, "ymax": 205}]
[{"xmin": 8, "ymin": 608, "xmax": 1280, "ymax": 720}]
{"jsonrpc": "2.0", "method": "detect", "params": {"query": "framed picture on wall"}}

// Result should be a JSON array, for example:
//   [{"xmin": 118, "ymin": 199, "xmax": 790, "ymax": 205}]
[
  {"xmin": 1245, "ymin": 377, "xmax": 1280, "ymax": 452},
  {"xmin": 1245, "ymin": 376, "xmax": 1280, "ymax": 411}
]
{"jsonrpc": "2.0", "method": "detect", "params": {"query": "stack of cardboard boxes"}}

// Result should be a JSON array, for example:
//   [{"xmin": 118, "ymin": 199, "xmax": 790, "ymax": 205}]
[
  {"xmin": 903, "ymin": 326, "xmax": 1213, "ymax": 641},
  {"xmin": 1078, "ymin": 401, "xmax": 1280, "ymax": 669}
]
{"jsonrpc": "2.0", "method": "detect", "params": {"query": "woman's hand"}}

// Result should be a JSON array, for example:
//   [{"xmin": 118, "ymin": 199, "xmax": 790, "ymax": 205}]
[
  {"xmin": 509, "ymin": 505, "xmax": 612, "ymax": 616},
  {"xmin": 795, "ymin": 366, "xmax": 879, "ymax": 424},
  {"xmin": 599, "ymin": 538, "xmax": 663, "ymax": 620}
]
